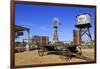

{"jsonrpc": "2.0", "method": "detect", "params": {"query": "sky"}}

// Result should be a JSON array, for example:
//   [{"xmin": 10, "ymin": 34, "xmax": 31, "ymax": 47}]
[{"xmin": 15, "ymin": 4, "xmax": 95, "ymax": 42}]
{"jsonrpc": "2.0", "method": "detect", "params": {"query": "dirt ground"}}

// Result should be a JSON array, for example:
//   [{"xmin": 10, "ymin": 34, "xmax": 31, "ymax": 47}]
[{"xmin": 15, "ymin": 48, "xmax": 95, "ymax": 66}]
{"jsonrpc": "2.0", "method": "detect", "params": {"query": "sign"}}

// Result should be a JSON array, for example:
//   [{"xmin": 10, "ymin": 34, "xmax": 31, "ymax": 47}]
[{"xmin": 77, "ymin": 14, "xmax": 90, "ymax": 25}]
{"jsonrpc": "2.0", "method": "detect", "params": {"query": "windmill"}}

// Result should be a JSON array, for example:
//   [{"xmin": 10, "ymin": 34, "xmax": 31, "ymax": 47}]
[{"xmin": 52, "ymin": 17, "xmax": 61, "ymax": 45}]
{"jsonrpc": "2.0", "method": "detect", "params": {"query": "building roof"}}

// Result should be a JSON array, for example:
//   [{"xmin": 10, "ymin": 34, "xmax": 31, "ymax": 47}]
[{"xmin": 15, "ymin": 25, "xmax": 29, "ymax": 32}]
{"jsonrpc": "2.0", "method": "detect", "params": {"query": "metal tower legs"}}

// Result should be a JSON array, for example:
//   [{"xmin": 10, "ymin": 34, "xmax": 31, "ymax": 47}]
[
  {"xmin": 53, "ymin": 28, "xmax": 59, "ymax": 44},
  {"xmin": 81, "ymin": 28, "xmax": 92, "ymax": 42}
]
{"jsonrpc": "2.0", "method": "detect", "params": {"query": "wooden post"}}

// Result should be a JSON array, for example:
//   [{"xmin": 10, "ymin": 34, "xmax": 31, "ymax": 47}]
[{"xmin": 26, "ymin": 29, "xmax": 30, "ymax": 51}]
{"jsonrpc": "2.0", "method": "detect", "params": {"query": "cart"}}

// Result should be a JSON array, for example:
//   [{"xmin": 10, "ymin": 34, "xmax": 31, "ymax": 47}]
[{"xmin": 38, "ymin": 44, "xmax": 82, "ymax": 60}]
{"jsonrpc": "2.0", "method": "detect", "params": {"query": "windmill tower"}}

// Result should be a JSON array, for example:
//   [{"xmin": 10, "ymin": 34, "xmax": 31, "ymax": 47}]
[
  {"xmin": 52, "ymin": 17, "xmax": 60, "ymax": 45},
  {"xmin": 75, "ymin": 13, "xmax": 92, "ymax": 45}
]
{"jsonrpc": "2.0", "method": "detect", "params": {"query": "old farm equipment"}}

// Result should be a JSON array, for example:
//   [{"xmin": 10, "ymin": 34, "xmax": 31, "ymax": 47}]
[
  {"xmin": 37, "ymin": 40, "xmax": 82, "ymax": 60},
  {"xmin": 36, "ymin": 35, "xmax": 82, "ymax": 58}
]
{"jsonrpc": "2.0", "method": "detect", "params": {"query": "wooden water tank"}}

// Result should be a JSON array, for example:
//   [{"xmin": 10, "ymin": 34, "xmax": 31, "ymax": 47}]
[
  {"xmin": 32, "ymin": 35, "xmax": 49, "ymax": 46},
  {"xmin": 73, "ymin": 30, "xmax": 81, "ymax": 46}
]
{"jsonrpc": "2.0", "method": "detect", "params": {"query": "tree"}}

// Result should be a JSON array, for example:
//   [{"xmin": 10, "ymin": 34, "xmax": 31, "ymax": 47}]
[{"xmin": 15, "ymin": 41, "xmax": 21, "ymax": 47}]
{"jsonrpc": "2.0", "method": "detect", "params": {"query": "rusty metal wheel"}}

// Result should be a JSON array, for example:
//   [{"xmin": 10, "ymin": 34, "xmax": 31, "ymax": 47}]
[
  {"xmin": 76, "ymin": 47, "xmax": 82, "ymax": 58},
  {"xmin": 38, "ymin": 47, "xmax": 44, "ymax": 56},
  {"xmin": 60, "ymin": 48, "xmax": 71, "ymax": 60}
]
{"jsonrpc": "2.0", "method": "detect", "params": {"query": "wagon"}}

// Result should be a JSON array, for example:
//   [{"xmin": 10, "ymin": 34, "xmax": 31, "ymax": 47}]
[
  {"xmin": 34, "ymin": 35, "xmax": 82, "ymax": 59},
  {"xmin": 38, "ymin": 44, "xmax": 82, "ymax": 60}
]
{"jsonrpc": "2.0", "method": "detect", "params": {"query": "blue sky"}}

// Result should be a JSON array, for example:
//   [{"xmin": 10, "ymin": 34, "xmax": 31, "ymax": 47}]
[{"xmin": 15, "ymin": 4, "xmax": 95, "ymax": 41}]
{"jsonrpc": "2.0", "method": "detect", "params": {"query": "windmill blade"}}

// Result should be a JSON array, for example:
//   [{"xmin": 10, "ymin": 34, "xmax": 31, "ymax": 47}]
[{"xmin": 52, "ymin": 17, "xmax": 61, "ymax": 26}]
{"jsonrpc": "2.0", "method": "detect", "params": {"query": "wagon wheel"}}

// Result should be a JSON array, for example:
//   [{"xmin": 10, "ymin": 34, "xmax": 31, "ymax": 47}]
[
  {"xmin": 43, "ymin": 47, "xmax": 48, "ymax": 55},
  {"xmin": 38, "ymin": 47, "xmax": 44, "ymax": 56},
  {"xmin": 60, "ymin": 48, "xmax": 71, "ymax": 61},
  {"xmin": 59, "ymin": 48, "xmax": 63, "ymax": 58},
  {"xmin": 76, "ymin": 47, "xmax": 82, "ymax": 58},
  {"xmin": 54, "ymin": 46, "xmax": 57, "ymax": 51}
]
